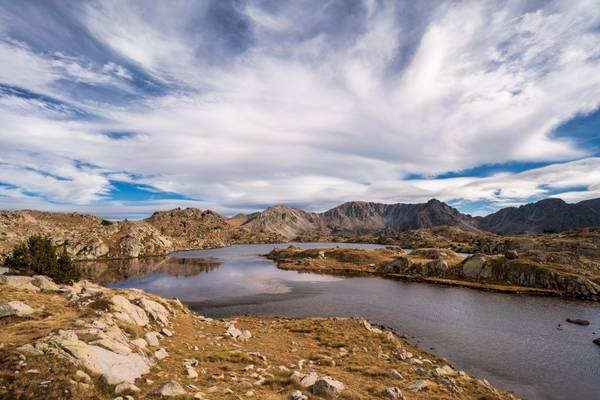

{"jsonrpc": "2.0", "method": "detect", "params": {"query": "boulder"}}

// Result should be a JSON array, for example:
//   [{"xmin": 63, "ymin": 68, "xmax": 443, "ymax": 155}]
[
  {"xmin": 154, "ymin": 380, "xmax": 186, "ymax": 397},
  {"xmin": 32, "ymin": 275, "xmax": 60, "ymax": 291},
  {"xmin": 145, "ymin": 331, "xmax": 162, "ymax": 347},
  {"xmin": 311, "ymin": 376, "xmax": 344, "ymax": 396},
  {"xmin": 291, "ymin": 371, "xmax": 318, "ymax": 388},
  {"xmin": 50, "ymin": 330, "xmax": 150, "ymax": 385},
  {"xmin": 0, "ymin": 301, "xmax": 35, "ymax": 318},
  {"xmin": 115, "ymin": 383, "xmax": 141, "ymax": 395},
  {"xmin": 0, "ymin": 275, "xmax": 40, "ymax": 292},
  {"xmin": 155, "ymin": 348, "xmax": 169, "ymax": 360},
  {"xmin": 462, "ymin": 255, "xmax": 487, "ymax": 278},
  {"xmin": 110, "ymin": 295, "xmax": 149, "ymax": 326},
  {"xmin": 382, "ymin": 387, "xmax": 405, "ymax": 399},
  {"xmin": 408, "ymin": 379, "xmax": 431, "ymax": 392},
  {"xmin": 139, "ymin": 298, "xmax": 170, "ymax": 325},
  {"xmin": 290, "ymin": 390, "xmax": 308, "ymax": 400}
]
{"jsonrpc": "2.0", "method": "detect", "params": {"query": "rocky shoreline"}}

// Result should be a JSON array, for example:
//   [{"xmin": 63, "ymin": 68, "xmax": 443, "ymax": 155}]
[
  {"xmin": 0, "ymin": 273, "xmax": 518, "ymax": 399},
  {"xmin": 266, "ymin": 246, "xmax": 600, "ymax": 301}
]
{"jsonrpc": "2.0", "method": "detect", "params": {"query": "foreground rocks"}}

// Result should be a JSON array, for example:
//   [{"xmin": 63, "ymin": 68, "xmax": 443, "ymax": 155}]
[{"xmin": 0, "ymin": 274, "xmax": 517, "ymax": 399}]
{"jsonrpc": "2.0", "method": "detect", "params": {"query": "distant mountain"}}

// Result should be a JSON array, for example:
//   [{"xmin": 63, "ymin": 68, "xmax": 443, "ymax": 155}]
[
  {"xmin": 240, "ymin": 199, "xmax": 480, "ymax": 239},
  {"xmin": 479, "ymin": 198, "xmax": 600, "ymax": 234},
  {"xmin": 322, "ymin": 199, "xmax": 480, "ymax": 234}
]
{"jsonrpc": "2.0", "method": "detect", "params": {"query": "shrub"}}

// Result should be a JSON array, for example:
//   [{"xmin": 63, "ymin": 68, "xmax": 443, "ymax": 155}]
[{"xmin": 4, "ymin": 235, "xmax": 82, "ymax": 284}]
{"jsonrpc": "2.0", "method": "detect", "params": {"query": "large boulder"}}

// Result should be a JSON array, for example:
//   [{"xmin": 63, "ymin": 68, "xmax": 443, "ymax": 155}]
[
  {"xmin": 0, "ymin": 275, "xmax": 40, "ymax": 292},
  {"xmin": 32, "ymin": 275, "xmax": 60, "ymax": 291},
  {"xmin": 50, "ymin": 330, "xmax": 150, "ymax": 385},
  {"xmin": 110, "ymin": 295, "xmax": 149, "ymax": 326},
  {"xmin": 0, "ymin": 301, "xmax": 35, "ymax": 318},
  {"xmin": 138, "ymin": 298, "xmax": 170, "ymax": 325},
  {"xmin": 462, "ymin": 255, "xmax": 488, "ymax": 278}
]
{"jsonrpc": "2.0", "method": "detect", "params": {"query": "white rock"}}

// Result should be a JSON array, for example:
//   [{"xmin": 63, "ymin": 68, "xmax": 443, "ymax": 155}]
[
  {"xmin": 115, "ymin": 383, "xmax": 141, "ymax": 394},
  {"xmin": 435, "ymin": 365, "xmax": 457, "ymax": 377},
  {"xmin": 145, "ymin": 331, "xmax": 161, "ymax": 347},
  {"xmin": 0, "ymin": 275, "xmax": 39, "ymax": 292},
  {"xmin": 186, "ymin": 366, "xmax": 198, "ymax": 379},
  {"xmin": 50, "ymin": 330, "xmax": 150, "ymax": 385},
  {"xmin": 154, "ymin": 380, "xmax": 186, "ymax": 397},
  {"xmin": 0, "ymin": 301, "xmax": 35, "ymax": 318},
  {"xmin": 139, "ymin": 298, "xmax": 170, "ymax": 325},
  {"xmin": 110, "ymin": 295, "xmax": 149, "ymax": 326},
  {"xmin": 155, "ymin": 348, "xmax": 169, "ymax": 360},
  {"xmin": 388, "ymin": 368, "xmax": 404, "ymax": 380},
  {"xmin": 32, "ymin": 275, "xmax": 59, "ymax": 291},
  {"xmin": 131, "ymin": 338, "xmax": 147, "ymax": 349},
  {"xmin": 162, "ymin": 328, "xmax": 173, "ymax": 337},
  {"xmin": 75, "ymin": 370, "xmax": 91, "ymax": 383}
]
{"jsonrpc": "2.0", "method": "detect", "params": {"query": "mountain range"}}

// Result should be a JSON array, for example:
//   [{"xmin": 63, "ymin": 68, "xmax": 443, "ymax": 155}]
[
  {"xmin": 1, "ymin": 197, "xmax": 599, "ymax": 260},
  {"xmin": 238, "ymin": 197, "xmax": 600, "ymax": 239}
]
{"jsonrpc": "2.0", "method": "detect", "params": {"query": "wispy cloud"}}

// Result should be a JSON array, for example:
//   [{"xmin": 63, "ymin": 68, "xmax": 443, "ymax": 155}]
[{"xmin": 1, "ymin": 0, "xmax": 600, "ymax": 217}]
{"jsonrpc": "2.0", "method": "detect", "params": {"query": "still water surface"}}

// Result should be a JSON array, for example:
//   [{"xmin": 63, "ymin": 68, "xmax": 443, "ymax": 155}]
[{"xmin": 98, "ymin": 243, "xmax": 600, "ymax": 400}]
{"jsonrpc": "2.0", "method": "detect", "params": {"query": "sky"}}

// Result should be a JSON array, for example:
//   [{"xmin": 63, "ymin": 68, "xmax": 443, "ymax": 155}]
[{"xmin": 1, "ymin": 0, "xmax": 600, "ymax": 219}]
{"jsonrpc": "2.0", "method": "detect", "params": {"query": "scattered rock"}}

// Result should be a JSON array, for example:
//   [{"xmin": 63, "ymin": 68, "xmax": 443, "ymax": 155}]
[
  {"xmin": 186, "ymin": 366, "xmax": 198, "ymax": 379},
  {"xmin": 0, "ymin": 301, "xmax": 35, "ymax": 318},
  {"xmin": 115, "ymin": 383, "xmax": 141, "ymax": 395},
  {"xmin": 162, "ymin": 328, "xmax": 173, "ymax": 337},
  {"xmin": 145, "ymin": 331, "xmax": 162, "ymax": 347},
  {"xmin": 49, "ymin": 330, "xmax": 150, "ymax": 385},
  {"xmin": 138, "ymin": 298, "xmax": 170, "ymax": 325},
  {"xmin": 291, "ymin": 371, "xmax": 318, "ymax": 388},
  {"xmin": 110, "ymin": 295, "xmax": 149, "ymax": 326},
  {"xmin": 75, "ymin": 370, "xmax": 91, "ymax": 383},
  {"xmin": 566, "ymin": 317, "xmax": 590, "ymax": 326},
  {"xmin": 388, "ymin": 368, "xmax": 404, "ymax": 380},
  {"xmin": 0, "ymin": 275, "xmax": 40, "ymax": 292},
  {"xmin": 435, "ymin": 365, "xmax": 457, "ymax": 377},
  {"xmin": 408, "ymin": 379, "xmax": 431, "ymax": 392},
  {"xmin": 155, "ymin": 348, "xmax": 169, "ymax": 360},
  {"xmin": 290, "ymin": 390, "xmax": 308, "ymax": 400},
  {"xmin": 382, "ymin": 386, "xmax": 405, "ymax": 399},
  {"xmin": 32, "ymin": 275, "xmax": 60, "ymax": 291},
  {"xmin": 154, "ymin": 380, "xmax": 186, "ymax": 397},
  {"xmin": 593, "ymin": 338, "xmax": 600, "ymax": 346},
  {"xmin": 311, "ymin": 376, "xmax": 344, "ymax": 396}
]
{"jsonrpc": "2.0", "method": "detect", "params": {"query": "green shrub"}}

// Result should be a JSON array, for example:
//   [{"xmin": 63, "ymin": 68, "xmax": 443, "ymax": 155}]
[{"xmin": 4, "ymin": 235, "xmax": 82, "ymax": 284}]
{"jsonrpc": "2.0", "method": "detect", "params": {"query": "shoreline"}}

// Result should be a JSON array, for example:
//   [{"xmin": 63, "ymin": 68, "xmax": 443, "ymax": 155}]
[{"xmin": 0, "ymin": 275, "xmax": 518, "ymax": 400}]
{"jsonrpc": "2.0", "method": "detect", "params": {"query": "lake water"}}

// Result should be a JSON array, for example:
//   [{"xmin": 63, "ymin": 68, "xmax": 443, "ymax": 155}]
[{"xmin": 100, "ymin": 243, "xmax": 600, "ymax": 400}]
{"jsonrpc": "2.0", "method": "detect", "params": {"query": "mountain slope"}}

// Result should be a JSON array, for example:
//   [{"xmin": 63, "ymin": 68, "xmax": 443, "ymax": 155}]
[
  {"xmin": 479, "ymin": 198, "xmax": 600, "ymax": 234},
  {"xmin": 241, "ymin": 199, "xmax": 480, "ymax": 239}
]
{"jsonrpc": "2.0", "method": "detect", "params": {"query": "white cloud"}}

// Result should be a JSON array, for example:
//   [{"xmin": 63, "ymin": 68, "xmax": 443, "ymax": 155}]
[{"xmin": 1, "ymin": 0, "xmax": 600, "ymax": 216}]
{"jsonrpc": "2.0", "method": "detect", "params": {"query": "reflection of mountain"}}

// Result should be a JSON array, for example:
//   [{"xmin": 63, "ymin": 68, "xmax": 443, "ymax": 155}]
[{"xmin": 80, "ymin": 256, "xmax": 222, "ymax": 285}]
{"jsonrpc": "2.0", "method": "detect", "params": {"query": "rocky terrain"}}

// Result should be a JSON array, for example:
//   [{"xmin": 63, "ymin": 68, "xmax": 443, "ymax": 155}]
[
  {"xmin": 267, "ymin": 241, "xmax": 600, "ymax": 300},
  {"xmin": 0, "ymin": 208, "xmax": 272, "ymax": 261},
  {"xmin": 2, "ymin": 196, "xmax": 600, "ymax": 262},
  {"xmin": 0, "ymin": 274, "xmax": 517, "ymax": 400},
  {"xmin": 239, "ymin": 197, "xmax": 600, "ymax": 239}
]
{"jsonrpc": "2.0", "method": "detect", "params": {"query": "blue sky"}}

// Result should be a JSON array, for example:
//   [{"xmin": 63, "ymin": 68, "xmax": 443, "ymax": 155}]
[{"xmin": 1, "ymin": 0, "xmax": 600, "ymax": 219}]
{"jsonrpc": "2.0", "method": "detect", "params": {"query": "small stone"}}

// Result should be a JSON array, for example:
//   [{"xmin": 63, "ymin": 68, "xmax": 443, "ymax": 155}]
[
  {"xmin": 408, "ymin": 379, "xmax": 431, "ymax": 392},
  {"xmin": 290, "ymin": 390, "xmax": 308, "ymax": 400},
  {"xmin": 162, "ymin": 328, "xmax": 173, "ymax": 337},
  {"xmin": 115, "ymin": 383, "xmax": 141, "ymax": 395},
  {"xmin": 145, "ymin": 331, "xmax": 161, "ymax": 347},
  {"xmin": 388, "ymin": 368, "xmax": 404, "ymax": 380},
  {"xmin": 435, "ymin": 365, "xmax": 457, "ymax": 377},
  {"xmin": 186, "ymin": 366, "xmax": 198, "ymax": 378},
  {"xmin": 75, "ymin": 370, "xmax": 92, "ymax": 383},
  {"xmin": 382, "ymin": 386, "xmax": 405, "ymax": 399},
  {"xmin": 154, "ymin": 380, "xmax": 186, "ymax": 397},
  {"xmin": 131, "ymin": 338, "xmax": 147, "ymax": 349},
  {"xmin": 193, "ymin": 392, "xmax": 206, "ymax": 400},
  {"xmin": 155, "ymin": 348, "xmax": 169, "ymax": 360}
]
